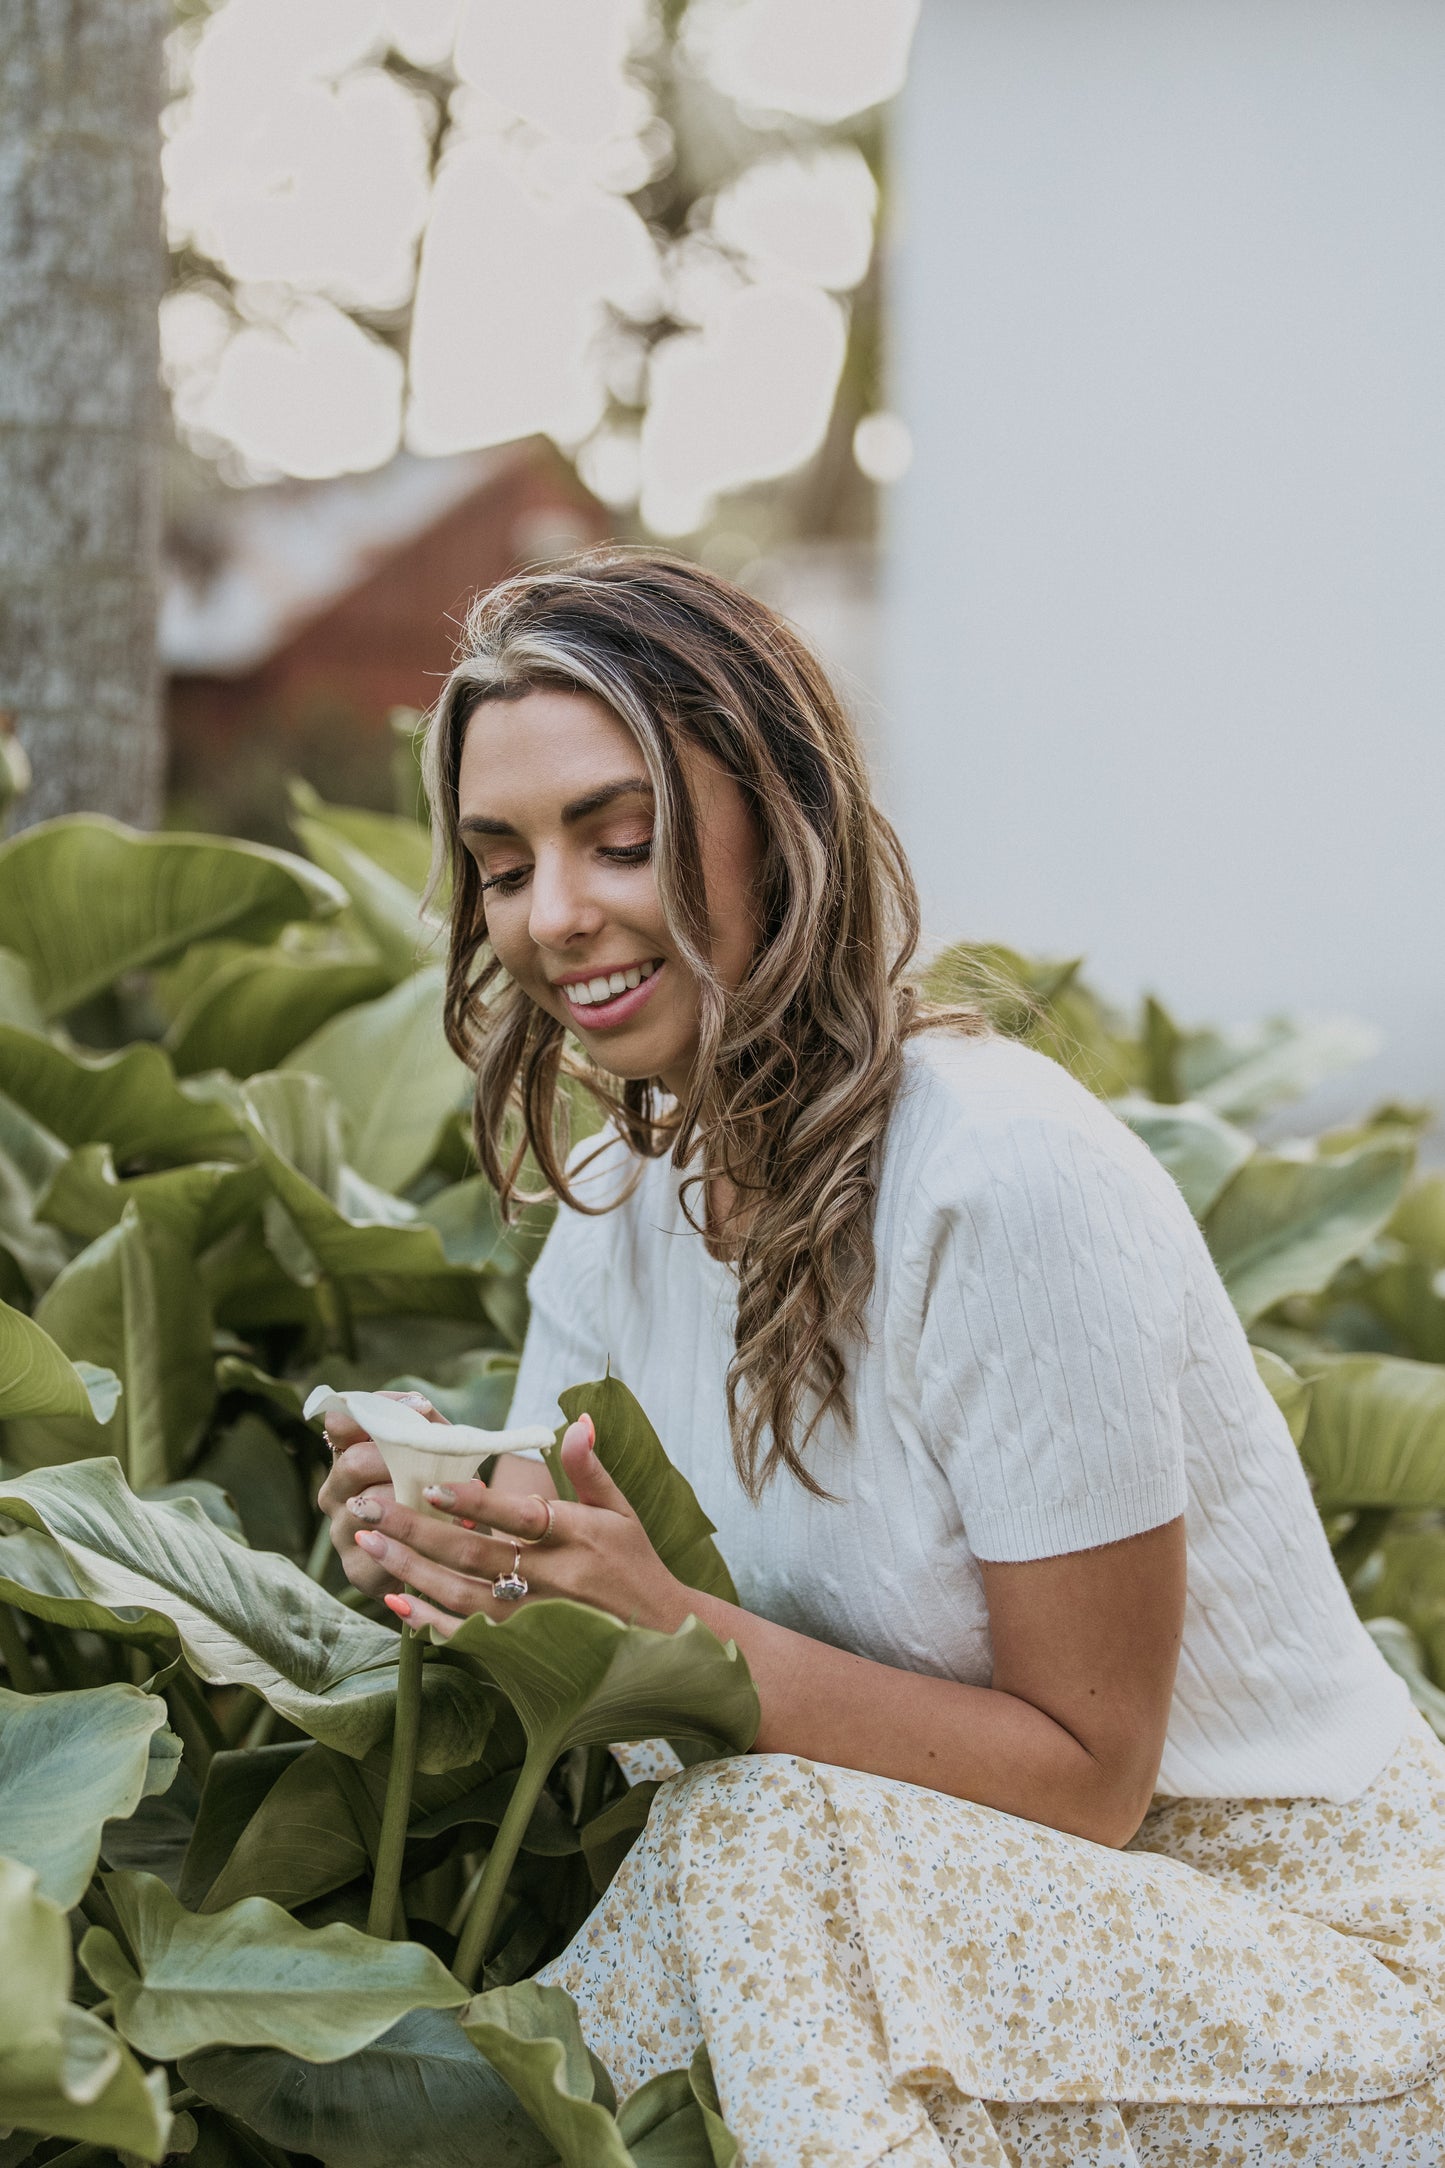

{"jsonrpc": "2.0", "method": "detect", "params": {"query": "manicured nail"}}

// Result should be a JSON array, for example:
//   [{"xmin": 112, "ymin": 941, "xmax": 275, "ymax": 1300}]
[
  {"xmin": 384, "ymin": 1593, "xmax": 412, "ymax": 1619},
  {"xmin": 459, "ymin": 1518, "xmax": 477, "ymax": 1530},
  {"xmin": 423, "ymin": 1484, "xmax": 457, "ymax": 1508},
  {"xmin": 347, "ymin": 1495, "xmax": 382, "ymax": 1523},
  {"xmin": 354, "ymin": 1530, "xmax": 385, "ymax": 1556},
  {"xmin": 580, "ymin": 1413, "xmax": 595, "ymax": 1451}
]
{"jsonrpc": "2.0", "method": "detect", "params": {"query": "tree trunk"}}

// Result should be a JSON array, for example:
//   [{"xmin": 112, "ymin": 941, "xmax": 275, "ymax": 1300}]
[{"xmin": 0, "ymin": 0, "xmax": 168, "ymax": 828}]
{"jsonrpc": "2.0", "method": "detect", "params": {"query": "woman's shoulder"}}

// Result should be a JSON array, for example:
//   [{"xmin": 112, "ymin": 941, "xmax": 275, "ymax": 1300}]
[{"xmin": 886, "ymin": 1028, "xmax": 1195, "ymax": 1255}]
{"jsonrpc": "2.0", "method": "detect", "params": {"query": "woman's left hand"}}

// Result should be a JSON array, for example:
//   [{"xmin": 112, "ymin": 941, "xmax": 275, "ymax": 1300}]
[{"xmin": 347, "ymin": 1412, "xmax": 689, "ymax": 1637}]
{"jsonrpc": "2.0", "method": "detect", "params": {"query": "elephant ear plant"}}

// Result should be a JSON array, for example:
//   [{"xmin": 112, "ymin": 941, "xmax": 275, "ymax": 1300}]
[{"xmin": 1, "ymin": 1374, "xmax": 756, "ymax": 2166}]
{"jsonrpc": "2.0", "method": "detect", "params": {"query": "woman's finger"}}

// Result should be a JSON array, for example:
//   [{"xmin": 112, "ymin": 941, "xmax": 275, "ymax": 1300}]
[
  {"xmin": 389, "ymin": 1591, "xmax": 467, "ymax": 1638},
  {"xmin": 352, "ymin": 1522, "xmax": 524, "ymax": 1618},
  {"xmin": 557, "ymin": 1414, "xmax": 634, "ymax": 1518},
  {"xmin": 421, "ymin": 1480, "xmax": 558, "ymax": 1546},
  {"xmin": 316, "ymin": 1441, "xmax": 390, "ymax": 1517}
]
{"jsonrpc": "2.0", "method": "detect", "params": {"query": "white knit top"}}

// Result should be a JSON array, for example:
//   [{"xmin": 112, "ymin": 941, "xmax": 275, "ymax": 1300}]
[{"xmin": 507, "ymin": 1031, "xmax": 1409, "ymax": 1803}]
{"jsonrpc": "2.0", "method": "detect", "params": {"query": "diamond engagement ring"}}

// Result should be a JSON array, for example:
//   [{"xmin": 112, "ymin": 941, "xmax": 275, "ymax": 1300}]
[{"xmin": 491, "ymin": 1542, "xmax": 529, "ymax": 1602}]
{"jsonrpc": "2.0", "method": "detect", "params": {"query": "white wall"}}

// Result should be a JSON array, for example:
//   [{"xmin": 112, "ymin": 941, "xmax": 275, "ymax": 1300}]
[{"xmin": 884, "ymin": 0, "xmax": 1445, "ymax": 1117}]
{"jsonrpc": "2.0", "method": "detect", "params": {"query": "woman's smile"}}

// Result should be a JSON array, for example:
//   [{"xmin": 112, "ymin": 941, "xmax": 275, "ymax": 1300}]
[{"xmin": 553, "ymin": 956, "xmax": 666, "ymax": 1030}]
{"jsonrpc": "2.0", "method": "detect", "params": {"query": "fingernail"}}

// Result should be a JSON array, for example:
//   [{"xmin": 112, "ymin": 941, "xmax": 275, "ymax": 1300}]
[
  {"xmin": 423, "ymin": 1484, "xmax": 457, "ymax": 1508},
  {"xmin": 580, "ymin": 1413, "xmax": 595, "ymax": 1451},
  {"xmin": 347, "ymin": 1495, "xmax": 382, "ymax": 1523},
  {"xmin": 354, "ymin": 1530, "xmax": 386, "ymax": 1556},
  {"xmin": 459, "ymin": 1518, "xmax": 477, "ymax": 1531},
  {"xmin": 384, "ymin": 1593, "xmax": 412, "ymax": 1619}
]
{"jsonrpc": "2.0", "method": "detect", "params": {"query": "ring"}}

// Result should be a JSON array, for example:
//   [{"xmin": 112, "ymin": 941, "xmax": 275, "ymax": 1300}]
[
  {"xmin": 515, "ymin": 1496, "xmax": 556, "ymax": 1547},
  {"xmin": 490, "ymin": 1542, "xmax": 529, "ymax": 1603}
]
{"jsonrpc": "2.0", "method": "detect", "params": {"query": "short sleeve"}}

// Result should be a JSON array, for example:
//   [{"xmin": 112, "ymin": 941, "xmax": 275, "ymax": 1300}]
[
  {"xmin": 912, "ymin": 1113, "xmax": 1190, "ymax": 1562},
  {"xmin": 504, "ymin": 1128, "xmax": 630, "ymax": 1431}
]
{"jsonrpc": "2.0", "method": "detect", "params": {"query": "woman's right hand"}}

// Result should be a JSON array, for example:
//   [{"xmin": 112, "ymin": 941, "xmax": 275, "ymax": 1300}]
[{"xmin": 315, "ymin": 1390, "xmax": 445, "ymax": 1598}]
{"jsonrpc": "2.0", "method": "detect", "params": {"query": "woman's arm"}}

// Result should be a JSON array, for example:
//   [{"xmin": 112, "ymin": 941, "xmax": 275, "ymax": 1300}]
[{"xmin": 347, "ymin": 1419, "xmax": 1186, "ymax": 1848}]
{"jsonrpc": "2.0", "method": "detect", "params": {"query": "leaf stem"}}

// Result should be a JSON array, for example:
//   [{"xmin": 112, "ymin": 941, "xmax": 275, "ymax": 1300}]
[
  {"xmin": 453, "ymin": 1745, "xmax": 551, "ymax": 1989},
  {"xmin": 0, "ymin": 1603, "xmax": 39, "ymax": 1691},
  {"xmin": 367, "ymin": 1620, "xmax": 425, "ymax": 1939},
  {"xmin": 304, "ymin": 1513, "xmax": 336, "ymax": 1583},
  {"xmin": 165, "ymin": 1666, "xmax": 224, "ymax": 1770}
]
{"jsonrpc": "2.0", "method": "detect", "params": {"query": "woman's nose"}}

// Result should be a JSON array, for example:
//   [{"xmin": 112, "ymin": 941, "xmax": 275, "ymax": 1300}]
[{"xmin": 527, "ymin": 849, "xmax": 604, "ymax": 950}]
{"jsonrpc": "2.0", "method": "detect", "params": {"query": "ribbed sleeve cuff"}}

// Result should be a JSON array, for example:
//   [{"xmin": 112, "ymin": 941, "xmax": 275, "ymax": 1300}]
[{"xmin": 966, "ymin": 1465, "xmax": 1189, "ymax": 1563}]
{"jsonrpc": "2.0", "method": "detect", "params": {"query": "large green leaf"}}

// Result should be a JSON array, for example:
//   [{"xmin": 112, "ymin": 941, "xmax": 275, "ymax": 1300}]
[
  {"xmin": 555, "ymin": 1377, "xmax": 739, "ymax": 1604},
  {"xmin": 1291, "ymin": 1352, "xmax": 1445, "ymax": 1513},
  {"xmin": 176, "ymin": 1743, "xmax": 311, "ymax": 1911},
  {"xmin": 1390, "ymin": 1173, "xmax": 1445, "ymax": 1266},
  {"xmin": 1360, "ymin": 1617, "xmax": 1445, "ymax": 1743},
  {"xmin": 1181, "ymin": 1014, "xmax": 1378, "ymax": 1122},
  {"xmin": 6, "ymin": 1204, "xmax": 214, "ymax": 1484},
  {"xmin": 0, "ymin": 1523, "xmax": 168, "ymax": 1646},
  {"xmin": 0, "ymin": 1683, "xmax": 176, "ymax": 1907},
  {"xmin": 82, "ymin": 1870, "xmax": 466, "ymax": 2061},
  {"xmin": 288, "ymin": 781, "xmax": 435, "ymax": 896},
  {"xmin": 0, "ymin": 1857, "xmax": 172, "ymax": 2162},
  {"xmin": 0, "ymin": 1296, "xmax": 120, "ymax": 1425},
  {"xmin": 619, "ymin": 2047, "xmax": 737, "ymax": 2167},
  {"xmin": 182, "ymin": 2006, "xmax": 556, "ymax": 2168},
  {"xmin": 1201, "ymin": 1140, "xmax": 1411, "ymax": 1325},
  {"xmin": 0, "ymin": 817, "xmax": 345, "ymax": 1018},
  {"xmin": 0, "ymin": 1460, "xmax": 494, "ymax": 1770},
  {"xmin": 445, "ymin": 1603, "xmax": 758, "ymax": 1770},
  {"xmin": 166, "ymin": 949, "xmax": 393, "ymax": 1078},
  {"xmin": 1249, "ymin": 1346, "xmax": 1313, "ymax": 1447},
  {"xmin": 199, "ymin": 1748, "xmax": 375, "ymax": 1915},
  {"xmin": 285, "ymin": 967, "xmax": 468, "ymax": 1195},
  {"xmin": 0, "ymin": 1092, "xmax": 69, "ymax": 1296},
  {"xmin": 461, "ymin": 1983, "xmax": 634, "ymax": 2168},
  {"xmin": 0, "ymin": 1028, "xmax": 245, "ymax": 1163},
  {"xmin": 1354, "ymin": 1528, "xmax": 1445, "ymax": 1685},
  {"xmin": 291, "ymin": 806, "xmax": 441, "ymax": 983},
  {"xmin": 241, "ymin": 1075, "xmax": 509, "ymax": 1324},
  {"xmin": 37, "ymin": 1145, "xmax": 265, "ymax": 1250},
  {"xmin": 1114, "ymin": 1097, "xmax": 1255, "ymax": 1219}
]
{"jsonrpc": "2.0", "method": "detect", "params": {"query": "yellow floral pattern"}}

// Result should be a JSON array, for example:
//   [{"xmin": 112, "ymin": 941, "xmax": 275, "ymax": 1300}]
[{"xmin": 544, "ymin": 1716, "xmax": 1445, "ymax": 2166}]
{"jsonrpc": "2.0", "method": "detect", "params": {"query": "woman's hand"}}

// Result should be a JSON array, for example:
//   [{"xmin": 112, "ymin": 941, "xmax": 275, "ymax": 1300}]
[
  {"xmin": 344, "ymin": 1412, "xmax": 690, "ymax": 1637},
  {"xmin": 316, "ymin": 1389, "xmax": 444, "ymax": 1598}
]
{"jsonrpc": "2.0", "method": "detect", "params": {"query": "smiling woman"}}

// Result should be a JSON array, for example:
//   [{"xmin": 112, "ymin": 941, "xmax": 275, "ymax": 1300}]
[{"xmin": 312, "ymin": 548, "xmax": 1445, "ymax": 2166}]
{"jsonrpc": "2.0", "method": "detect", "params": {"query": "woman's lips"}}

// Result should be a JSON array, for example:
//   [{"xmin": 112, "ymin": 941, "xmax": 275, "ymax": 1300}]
[{"xmin": 559, "ymin": 960, "xmax": 665, "ymax": 1030}]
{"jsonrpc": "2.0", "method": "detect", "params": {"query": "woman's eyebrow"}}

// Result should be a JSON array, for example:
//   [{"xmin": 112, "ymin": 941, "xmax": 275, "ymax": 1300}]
[{"xmin": 459, "ymin": 778, "xmax": 653, "ymax": 838}]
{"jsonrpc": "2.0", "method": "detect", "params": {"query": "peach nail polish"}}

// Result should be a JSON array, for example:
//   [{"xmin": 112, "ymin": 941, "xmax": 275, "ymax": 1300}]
[{"xmin": 384, "ymin": 1593, "xmax": 412, "ymax": 1619}]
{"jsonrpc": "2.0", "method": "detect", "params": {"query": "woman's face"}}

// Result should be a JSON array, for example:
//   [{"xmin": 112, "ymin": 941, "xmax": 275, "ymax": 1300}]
[{"xmin": 457, "ymin": 687, "xmax": 761, "ymax": 1098}]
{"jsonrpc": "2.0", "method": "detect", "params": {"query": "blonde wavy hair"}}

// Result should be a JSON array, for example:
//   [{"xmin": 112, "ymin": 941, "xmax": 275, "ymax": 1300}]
[{"xmin": 423, "ymin": 548, "xmax": 979, "ymax": 1499}]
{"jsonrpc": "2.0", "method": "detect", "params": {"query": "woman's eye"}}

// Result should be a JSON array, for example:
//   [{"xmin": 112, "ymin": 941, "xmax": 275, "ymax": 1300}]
[
  {"xmin": 479, "ymin": 865, "xmax": 530, "ymax": 895},
  {"xmin": 600, "ymin": 841, "xmax": 653, "ymax": 865}
]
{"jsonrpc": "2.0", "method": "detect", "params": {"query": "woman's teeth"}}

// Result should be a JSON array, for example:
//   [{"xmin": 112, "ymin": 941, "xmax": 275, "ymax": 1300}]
[{"xmin": 566, "ymin": 960, "xmax": 659, "ymax": 1008}]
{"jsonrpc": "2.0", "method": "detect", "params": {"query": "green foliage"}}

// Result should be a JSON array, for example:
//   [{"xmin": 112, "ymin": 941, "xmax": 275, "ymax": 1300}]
[
  {"xmin": 0, "ymin": 795, "xmax": 750, "ymax": 2164},
  {"xmin": 2, "ymin": 809, "xmax": 1444, "ymax": 2164}
]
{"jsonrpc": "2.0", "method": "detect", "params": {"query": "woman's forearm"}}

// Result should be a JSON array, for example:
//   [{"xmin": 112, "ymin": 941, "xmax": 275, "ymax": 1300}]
[{"xmin": 665, "ymin": 1588, "xmax": 1139, "ymax": 1847}]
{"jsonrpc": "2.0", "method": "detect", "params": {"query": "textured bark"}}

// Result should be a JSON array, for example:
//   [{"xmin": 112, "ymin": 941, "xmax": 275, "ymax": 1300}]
[{"xmin": 0, "ymin": 0, "xmax": 168, "ymax": 827}]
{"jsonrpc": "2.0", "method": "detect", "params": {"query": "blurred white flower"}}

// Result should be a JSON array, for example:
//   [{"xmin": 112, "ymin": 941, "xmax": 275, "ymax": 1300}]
[
  {"xmin": 304, "ymin": 1385, "xmax": 554, "ymax": 1512},
  {"xmin": 188, "ymin": 299, "xmax": 404, "ymax": 480},
  {"xmin": 165, "ymin": 62, "xmax": 431, "ymax": 312},
  {"xmin": 684, "ymin": 0, "xmax": 920, "ymax": 124},
  {"xmin": 852, "ymin": 410, "xmax": 913, "ymax": 483},
  {"xmin": 577, "ymin": 423, "xmax": 643, "ymax": 509},
  {"xmin": 713, "ymin": 147, "xmax": 877, "ymax": 291},
  {"xmin": 407, "ymin": 139, "xmax": 661, "ymax": 455},
  {"xmin": 641, "ymin": 281, "xmax": 847, "ymax": 534},
  {"xmin": 454, "ymin": 0, "xmax": 654, "ymax": 150}
]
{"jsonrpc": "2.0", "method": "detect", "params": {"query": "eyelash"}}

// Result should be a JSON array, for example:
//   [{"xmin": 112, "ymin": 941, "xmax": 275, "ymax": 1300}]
[{"xmin": 478, "ymin": 840, "xmax": 653, "ymax": 897}]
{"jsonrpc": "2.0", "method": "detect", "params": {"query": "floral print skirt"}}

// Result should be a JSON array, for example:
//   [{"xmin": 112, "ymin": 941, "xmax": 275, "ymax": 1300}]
[{"xmin": 542, "ymin": 1715, "xmax": 1445, "ymax": 2166}]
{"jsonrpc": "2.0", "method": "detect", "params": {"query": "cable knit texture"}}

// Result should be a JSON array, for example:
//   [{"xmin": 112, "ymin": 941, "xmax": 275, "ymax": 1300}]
[{"xmin": 508, "ymin": 1032, "xmax": 1409, "ymax": 1803}]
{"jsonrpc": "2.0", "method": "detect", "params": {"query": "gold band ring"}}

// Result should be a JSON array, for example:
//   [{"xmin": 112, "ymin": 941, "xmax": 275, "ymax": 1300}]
[{"xmin": 515, "ymin": 1495, "xmax": 557, "ymax": 1547}]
